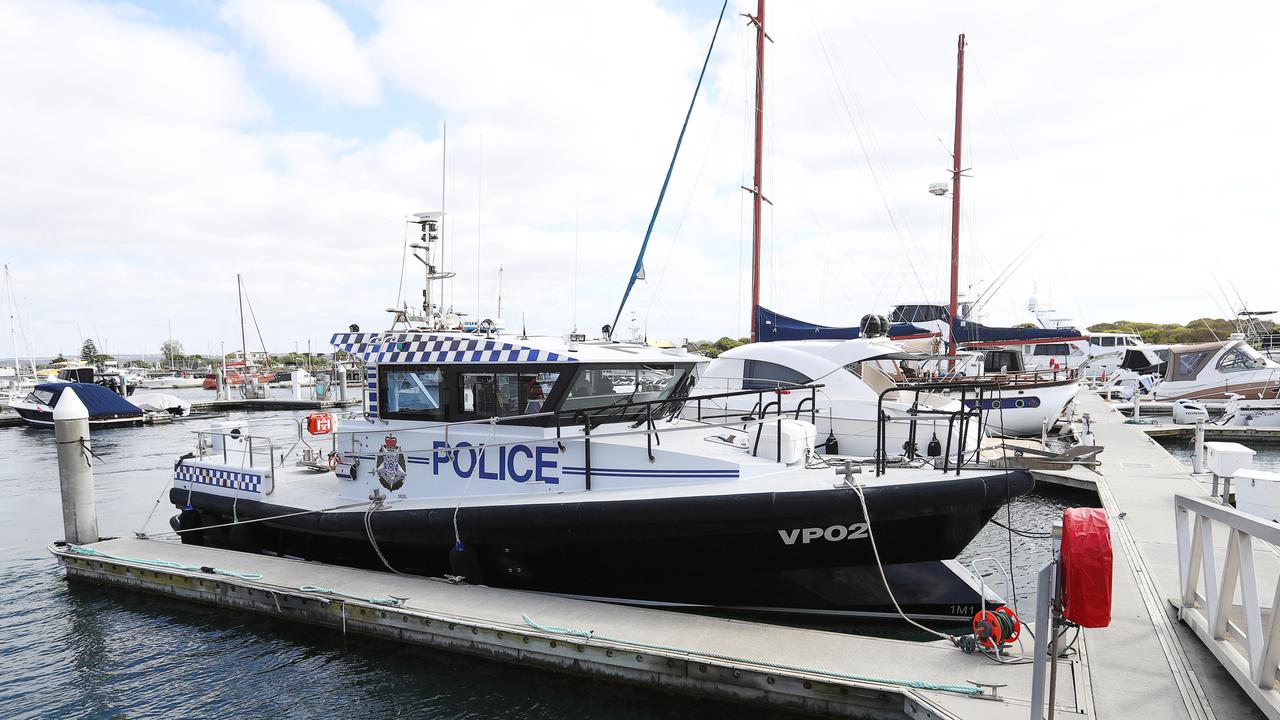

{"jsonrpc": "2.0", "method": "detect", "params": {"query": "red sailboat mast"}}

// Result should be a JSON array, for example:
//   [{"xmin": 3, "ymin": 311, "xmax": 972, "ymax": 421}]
[
  {"xmin": 947, "ymin": 33, "xmax": 966, "ymax": 356},
  {"xmin": 747, "ymin": 0, "xmax": 767, "ymax": 342}
]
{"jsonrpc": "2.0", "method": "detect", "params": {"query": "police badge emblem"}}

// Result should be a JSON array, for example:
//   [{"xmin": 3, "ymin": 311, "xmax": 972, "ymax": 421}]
[{"xmin": 375, "ymin": 435, "xmax": 407, "ymax": 491}]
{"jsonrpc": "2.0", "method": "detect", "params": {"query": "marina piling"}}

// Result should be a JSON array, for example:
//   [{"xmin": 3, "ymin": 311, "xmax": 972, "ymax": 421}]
[{"xmin": 53, "ymin": 388, "xmax": 97, "ymax": 544}]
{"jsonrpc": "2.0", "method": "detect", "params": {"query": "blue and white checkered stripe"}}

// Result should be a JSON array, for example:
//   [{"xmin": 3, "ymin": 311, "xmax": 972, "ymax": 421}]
[
  {"xmin": 366, "ymin": 367, "xmax": 379, "ymax": 415},
  {"xmin": 175, "ymin": 465, "xmax": 263, "ymax": 493},
  {"xmin": 331, "ymin": 333, "xmax": 578, "ymax": 365}
]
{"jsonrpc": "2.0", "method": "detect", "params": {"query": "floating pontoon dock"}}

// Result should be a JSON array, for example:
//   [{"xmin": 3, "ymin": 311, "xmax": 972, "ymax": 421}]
[
  {"xmin": 46, "ymin": 391, "xmax": 1280, "ymax": 719},
  {"xmin": 189, "ymin": 398, "xmax": 360, "ymax": 412},
  {"xmin": 52, "ymin": 536, "xmax": 1080, "ymax": 719}
]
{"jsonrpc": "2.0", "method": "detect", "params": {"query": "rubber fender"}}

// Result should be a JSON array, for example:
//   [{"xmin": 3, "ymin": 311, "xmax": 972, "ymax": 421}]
[{"xmin": 1061, "ymin": 507, "xmax": 1112, "ymax": 628}]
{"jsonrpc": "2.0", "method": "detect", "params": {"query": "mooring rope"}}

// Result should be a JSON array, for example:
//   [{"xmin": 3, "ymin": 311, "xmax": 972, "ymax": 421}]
[
  {"xmin": 62, "ymin": 544, "xmax": 264, "ymax": 580},
  {"xmin": 520, "ymin": 614, "xmax": 982, "ymax": 696},
  {"xmin": 299, "ymin": 585, "xmax": 403, "ymax": 607}
]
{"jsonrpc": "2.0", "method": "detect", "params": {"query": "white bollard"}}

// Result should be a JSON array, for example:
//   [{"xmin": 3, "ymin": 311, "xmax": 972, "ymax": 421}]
[
  {"xmin": 335, "ymin": 363, "xmax": 347, "ymax": 403},
  {"xmin": 1193, "ymin": 419, "xmax": 1205, "ymax": 474},
  {"xmin": 291, "ymin": 369, "xmax": 304, "ymax": 400},
  {"xmin": 215, "ymin": 367, "xmax": 227, "ymax": 401},
  {"xmin": 54, "ymin": 388, "xmax": 98, "ymax": 545},
  {"xmin": 1132, "ymin": 393, "xmax": 1141, "ymax": 420}
]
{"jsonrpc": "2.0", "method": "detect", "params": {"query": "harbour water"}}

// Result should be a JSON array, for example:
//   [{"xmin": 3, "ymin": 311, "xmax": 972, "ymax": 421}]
[{"xmin": 0, "ymin": 398, "xmax": 1077, "ymax": 719}]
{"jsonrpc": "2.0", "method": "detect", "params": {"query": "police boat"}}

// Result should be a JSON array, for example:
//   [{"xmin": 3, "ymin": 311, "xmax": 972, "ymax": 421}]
[{"xmin": 167, "ymin": 213, "xmax": 1034, "ymax": 621}]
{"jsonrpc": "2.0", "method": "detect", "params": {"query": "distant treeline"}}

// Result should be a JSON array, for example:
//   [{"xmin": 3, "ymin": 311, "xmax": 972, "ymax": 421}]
[{"xmin": 1087, "ymin": 318, "xmax": 1273, "ymax": 345}]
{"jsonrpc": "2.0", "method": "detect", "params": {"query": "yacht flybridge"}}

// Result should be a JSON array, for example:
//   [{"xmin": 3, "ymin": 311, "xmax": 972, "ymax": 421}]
[{"xmin": 167, "ymin": 211, "xmax": 1034, "ymax": 620}]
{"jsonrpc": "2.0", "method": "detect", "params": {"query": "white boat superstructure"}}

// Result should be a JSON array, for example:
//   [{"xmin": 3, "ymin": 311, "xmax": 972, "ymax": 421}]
[
  {"xmin": 692, "ymin": 337, "xmax": 981, "ymax": 458},
  {"xmin": 1151, "ymin": 339, "xmax": 1280, "ymax": 402}
]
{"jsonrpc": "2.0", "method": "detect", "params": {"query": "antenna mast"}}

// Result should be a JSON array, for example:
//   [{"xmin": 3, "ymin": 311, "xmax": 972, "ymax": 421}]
[
  {"xmin": 747, "ymin": 0, "xmax": 767, "ymax": 343},
  {"xmin": 947, "ymin": 33, "xmax": 966, "ymax": 356},
  {"xmin": 440, "ymin": 121, "xmax": 447, "ymax": 315}
]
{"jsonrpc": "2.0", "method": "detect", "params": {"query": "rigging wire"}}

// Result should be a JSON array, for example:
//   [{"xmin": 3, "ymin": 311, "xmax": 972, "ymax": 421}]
[
  {"xmin": 239, "ymin": 279, "xmax": 273, "ymax": 367},
  {"xmin": 395, "ymin": 221, "xmax": 410, "ymax": 310},
  {"xmin": 805, "ymin": 8, "xmax": 931, "ymax": 304}
]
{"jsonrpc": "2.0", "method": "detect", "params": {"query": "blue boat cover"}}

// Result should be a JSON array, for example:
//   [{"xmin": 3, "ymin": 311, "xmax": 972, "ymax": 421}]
[
  {"xmin": 36, "ymin": 382, "xmax": 143, "ymax": 418},
  {"xmin": 756, "ymin": 307, "xmax": 934, "ymax": 342},
  {"xmin": 951, "ymin": 319, "xmax": 1085, "ymax": 344}
]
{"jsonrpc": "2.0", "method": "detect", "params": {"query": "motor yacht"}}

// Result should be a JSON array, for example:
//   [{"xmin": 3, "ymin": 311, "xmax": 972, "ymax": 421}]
[
  {"xmin": 1151, "ymin": 339, "xmax": 1280, "ymax": 402},
  {"xmin": 11, "ymin": 382, "xmax": 143, "ymax": 428}
]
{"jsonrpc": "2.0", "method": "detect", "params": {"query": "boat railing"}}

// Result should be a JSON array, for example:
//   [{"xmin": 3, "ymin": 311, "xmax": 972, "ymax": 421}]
[
  {"xmin": 874, "ymin": 379, "xmax": 998, "ymax": 477},
  {"xmin": 191, "ymin": 430, "xmax": 277, "ymax": 494}
]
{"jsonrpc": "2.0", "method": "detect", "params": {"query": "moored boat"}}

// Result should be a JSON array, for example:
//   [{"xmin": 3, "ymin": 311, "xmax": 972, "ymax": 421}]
[{"xmin": 11, "ymin": 382, "xmax": 143, "ymax": 428}]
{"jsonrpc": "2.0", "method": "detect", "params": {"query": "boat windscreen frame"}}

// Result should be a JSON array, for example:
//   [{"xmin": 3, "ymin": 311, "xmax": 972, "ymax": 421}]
[{"xmin": 377, "ymin": 360, "xmax": 701, "ymax": 427}]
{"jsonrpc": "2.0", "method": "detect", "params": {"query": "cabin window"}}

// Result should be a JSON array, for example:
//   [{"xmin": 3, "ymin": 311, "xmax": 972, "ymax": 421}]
[
  {"xmin": 1217, "ymin": 346, "xmax": 1268, "ymax": 373},
  {"xmin": 561, "ymin": 364, "xmax": 691, "ymax": 412},
  {"xmin": 742, "ymin": 360, "xmax": 812, "ymax": 390},
  {"xmin": 382, "ymin": 367, "xmax": 445, "ymax": 417},
  {"xmin": 1033, "ymin": 344, "xmax": 1071, "ymax": 356},
  {"xmin": 458, "ymin": 371, "xmax": 560, "ymax": 418},
  {"xmin": 1171, "ymin": 350, "xmax": 1213, "ymax": 381}
]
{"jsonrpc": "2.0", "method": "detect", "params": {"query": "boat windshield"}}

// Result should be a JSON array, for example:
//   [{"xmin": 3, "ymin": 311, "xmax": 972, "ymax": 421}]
[
  {"xmin": 1217, "ymin": 344, "xmax": 1271, "ymax": 373},
  {"xmin": 561, "ymin": 364, "xmax": 691, "ymax": 413},
  {"xmin": 25, "ymin": 389, "xmax": 55, "ymax": 406}
]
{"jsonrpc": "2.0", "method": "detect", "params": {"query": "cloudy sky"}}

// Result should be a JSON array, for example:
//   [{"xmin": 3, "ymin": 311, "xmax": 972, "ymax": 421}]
[{"xmin": 2, "ymin": 0, "xmax": 1278, "ymax": 359}]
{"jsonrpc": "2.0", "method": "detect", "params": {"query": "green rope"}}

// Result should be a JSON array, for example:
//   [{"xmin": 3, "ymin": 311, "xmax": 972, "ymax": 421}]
[
  {"xmin": 1124, "ymin": 418, "xmax": 1160, "ymax": 425},
  {"xmin": 520, "ymin": 614, "xmax": 982, "ymax": 696},
  {"xmin": 63, "ymin": 544, "xmax": 264, "ymax": 580},
  {"xmin": 299, "ymin": 585, "xmax": 403, "ymax": 607},
  {"xmin": 62, "ymin": 546, "xmax": 403, "ymax": 607}
]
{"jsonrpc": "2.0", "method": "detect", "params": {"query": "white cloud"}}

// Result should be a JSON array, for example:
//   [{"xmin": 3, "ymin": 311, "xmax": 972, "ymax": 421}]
[
  {"xmin": 221, "ymin": 0, "xmax": 381, "ymax": 106},
  {"xmin": 4, "ymin": 0, "xmax": 1280, "ymax": 359}
]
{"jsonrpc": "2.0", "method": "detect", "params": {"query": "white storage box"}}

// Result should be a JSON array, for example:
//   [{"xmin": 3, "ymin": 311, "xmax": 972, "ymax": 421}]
[
  {"xmin": 1204, "ymin": 441, "xmax": 1256, "ymax": 478},
  {"xmin": 207, "ymin": 420, "xmax": 249, "ymax": 463},
  {"xmin": 753, "ymin": 419, "xmax": 816, "ymax": 465},
  {"xmin": 1235, "ymin": 469, "xmax": 1280, "ymax": 522}
]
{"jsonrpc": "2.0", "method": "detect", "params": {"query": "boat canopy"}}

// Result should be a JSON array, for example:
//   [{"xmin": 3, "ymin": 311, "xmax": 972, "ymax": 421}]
[
  {"xmin": 755, "ymin": 307, "xmax": 933, "ymax": 342},
  {"xmin": 951, "ymin": 319, "xmax": 1086, "ymax": 345},
  {"xmin": 1163, "ymin": 341, "xmax": 1228, "ymax": 382},
  {"xmin": 34, "ymin": 382, "xmax": 142, "ymax": 418}
]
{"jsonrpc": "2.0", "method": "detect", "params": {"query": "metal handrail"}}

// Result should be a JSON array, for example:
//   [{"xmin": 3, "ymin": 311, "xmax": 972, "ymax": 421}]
[
  {"xmin": 191, "ymin": 429, "xmax": 277, "ymax": 494},
  {"xmin": 873, "ymin": 379, "xmax": 993, "ymax": 476}
]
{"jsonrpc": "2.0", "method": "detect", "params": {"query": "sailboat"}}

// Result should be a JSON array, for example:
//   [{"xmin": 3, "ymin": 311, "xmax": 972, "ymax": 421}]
[
  {"xmin": 1, "ymin": 265, "xmax": 40, "ymax": 409},
  {"xmin": 201, "ymin": 274, "xmax": 276, "ymax": 392},
  {"xmin": 750, "ymin": 35, "xmax": 1079, "ymax": 438}
]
